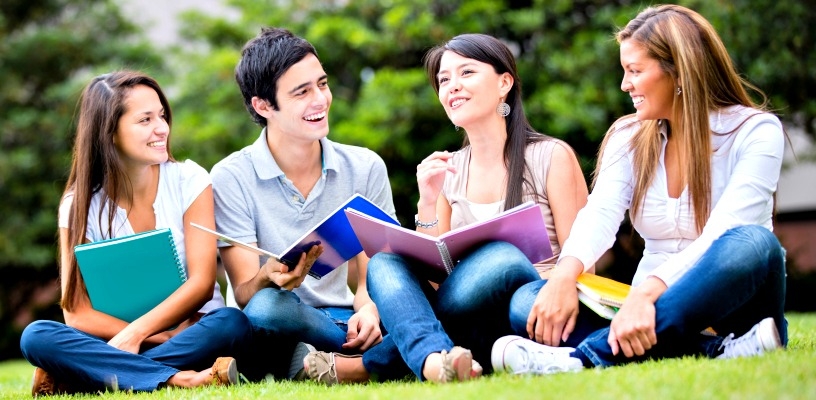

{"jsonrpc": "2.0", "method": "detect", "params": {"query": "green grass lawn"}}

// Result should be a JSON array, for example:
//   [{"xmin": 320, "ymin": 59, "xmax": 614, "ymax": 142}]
[{"xmin": 2, "ymin": 313, "xmax": 814, "ymax": 399}]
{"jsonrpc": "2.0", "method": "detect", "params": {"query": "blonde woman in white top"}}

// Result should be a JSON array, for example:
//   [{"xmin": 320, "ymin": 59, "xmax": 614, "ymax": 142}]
[{"xmin": 493, "ymin": 4, "xmax": 787, "ymax": 374}]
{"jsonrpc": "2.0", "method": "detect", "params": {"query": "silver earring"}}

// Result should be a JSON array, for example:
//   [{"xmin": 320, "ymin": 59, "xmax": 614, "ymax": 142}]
[
  {"xmin": 497, "ymin": 102, "xmax": 510, "ymax": 117},
  {"xmin": 454, "ymin": 125, "xmax": 460, "ymax": 131},
  {"xmin": 676, "ymin": 86, "xmax": 682, "ymax": 96}
]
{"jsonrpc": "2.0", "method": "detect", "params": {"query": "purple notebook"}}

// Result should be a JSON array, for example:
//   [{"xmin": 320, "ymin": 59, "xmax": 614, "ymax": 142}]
[{"xmin": 346, "ymin": 201, "xmax": 552, "ymax": 282}]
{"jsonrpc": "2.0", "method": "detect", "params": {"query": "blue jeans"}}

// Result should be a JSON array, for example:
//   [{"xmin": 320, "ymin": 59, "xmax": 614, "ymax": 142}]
[
  {"xmin": 509, "ymin": 225, "xmax": 788, "ymax": 367},
  {"xmin": 19, "ymin": 307, "xmax": 252, "ymax": 392},
  {"xmin": 368, "ymin": 241, "xmax": 540, "ymax": 379},
  {"xmin": 242, "ymin": 288, "xmax": 410, "ymax": 381}
]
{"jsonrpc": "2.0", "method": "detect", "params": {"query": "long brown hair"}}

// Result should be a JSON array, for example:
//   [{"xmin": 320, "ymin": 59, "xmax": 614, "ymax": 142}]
[
  {"xmin": 423, "ymin": 33, "xmax": 550, "ymax": 210},
  {"xmin": 60, "ymin": 71, "xmax": 174, "ymax": 310},
  {"xmin": 604, "ymin": 4, "xmax": 769, "ymax": 233}
]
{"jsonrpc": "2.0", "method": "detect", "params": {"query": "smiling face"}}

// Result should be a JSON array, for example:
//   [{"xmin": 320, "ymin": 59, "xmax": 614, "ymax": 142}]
[
  {"xmin": 436, "ymin": 50, "xmax": 510, "ymax": 129},
  {"xmin": 263, "ymin": 53, "xmax": 332, "ymax": 142},
  {"xmin": 113, "ymin": 84, "xmax": 169, "ymax": 168},
  {"xmin": 619, "ymin": 39, "xmax": 677, "ymax": 122}
]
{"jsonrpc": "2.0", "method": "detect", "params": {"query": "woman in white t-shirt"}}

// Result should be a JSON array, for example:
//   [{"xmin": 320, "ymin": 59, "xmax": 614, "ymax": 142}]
[
  {"xmin": 20, "ymin": 71, "xmax": 251, "ymax": 395},
  {"xmin": 493, "ymin": 4, "xmax": 787, "ymax": 374}
]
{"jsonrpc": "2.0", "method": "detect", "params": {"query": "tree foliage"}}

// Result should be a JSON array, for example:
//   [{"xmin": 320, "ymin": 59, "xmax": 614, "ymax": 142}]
[
  {"xmin": 2, "ymin": 0, "xmax": 814, "ymax": 359},
  {"xmin": 0, "ymin": 0, "xmax": 163, "ymax": 359},
  {"xmin": 0, "ymin": 0, "xmax": 163, "ymax": 268},
  {"xmin": 171, "ymin": 0, "xmax": 816, "ymax": 225}
]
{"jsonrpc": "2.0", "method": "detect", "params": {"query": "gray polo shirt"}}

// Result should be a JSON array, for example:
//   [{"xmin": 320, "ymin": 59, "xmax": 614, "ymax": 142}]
[{"xmin": 211, "ymin": 129, "xmax": 396, "ymax": 308}]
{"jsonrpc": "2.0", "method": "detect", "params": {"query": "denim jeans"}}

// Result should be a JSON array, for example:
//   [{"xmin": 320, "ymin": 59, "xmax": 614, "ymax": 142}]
[
  {"xmin": 241, "ymin": 288, "xmax": 411, "ymax": 381},
  {"xmin": 367, "ymin": 241, "xmax": 540, "ymax": 379},
  {"xmin": 19, "ymin": 307, "xmax": 252, "ymax": 392},
  {"xmin": 509, "ymin": 225, "xmax": 788, "ymax": 367}
]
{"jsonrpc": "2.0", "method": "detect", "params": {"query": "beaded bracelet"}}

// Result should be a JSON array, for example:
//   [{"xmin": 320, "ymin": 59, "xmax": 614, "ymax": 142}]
[{"xmin": 414, "ymin": 214, "xmax": 439, "ymax": 229}]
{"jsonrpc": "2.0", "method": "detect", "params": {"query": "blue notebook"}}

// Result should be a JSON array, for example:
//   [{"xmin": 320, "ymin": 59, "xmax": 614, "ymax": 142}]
[
  {"xmin": 74, "ymin": 228, "xmax": 187, "ymax": 323},
  {"xmin": 279, "ymin": 193, "xmax": 400, "ymax": 278},
  {"xmin": 194, "ymin": 193, "xmax": 400, "ymax": 279}
]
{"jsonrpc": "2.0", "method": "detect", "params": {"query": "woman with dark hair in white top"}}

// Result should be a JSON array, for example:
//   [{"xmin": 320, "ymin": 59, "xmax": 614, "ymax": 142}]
[{"xmin": 20, "ymin": 71, "xmax": 251, "ymax": 395}]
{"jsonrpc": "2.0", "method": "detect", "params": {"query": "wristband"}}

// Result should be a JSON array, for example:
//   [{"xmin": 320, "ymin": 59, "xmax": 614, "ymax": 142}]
[{"xmin": 414, "ymin": 214, "xmax": 439, "ymax": 229}]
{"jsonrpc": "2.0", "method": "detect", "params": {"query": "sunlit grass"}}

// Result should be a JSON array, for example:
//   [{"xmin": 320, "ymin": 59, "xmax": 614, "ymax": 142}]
[{"xmin": 2, "ymin": 313, "xmax": 814, "ymax": 399}]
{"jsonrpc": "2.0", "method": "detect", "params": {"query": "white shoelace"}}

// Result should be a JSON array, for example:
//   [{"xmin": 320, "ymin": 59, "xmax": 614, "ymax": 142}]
[
  {"xmin": 718, "ymin": 325, "xmax": 760, "ymax": 358},
  {"xmin": 520, "ymin": 345, "xmax": 574, "ymax": 374}
]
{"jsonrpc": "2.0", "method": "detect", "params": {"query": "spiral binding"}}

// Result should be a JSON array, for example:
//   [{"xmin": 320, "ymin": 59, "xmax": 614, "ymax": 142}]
[
  {"xmin": 436, "ymin": 242, "xmax": 454, "ymax": 275},
  {"xmin": 168, "ymin": 232, "xmax": 188, "ymax": 282}
]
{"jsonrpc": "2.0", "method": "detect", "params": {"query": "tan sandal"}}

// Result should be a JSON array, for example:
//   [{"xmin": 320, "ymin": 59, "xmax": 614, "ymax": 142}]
[
  {"xmin": 302, "ymin": 351, "xmax": 362, "ymax": 385},
  {"xmin": 437, "ymin": 346, "xmax": 481, "ymax": 383},
  {"xmin": 210, "ymin": 357, "xmax": 238, "ymax": 385}
]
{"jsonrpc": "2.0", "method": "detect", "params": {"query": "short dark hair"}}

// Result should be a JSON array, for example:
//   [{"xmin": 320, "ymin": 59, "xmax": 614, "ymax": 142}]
[{"xmin": 235, "ymin": 27, "xmax": 319, "ymax": 126}]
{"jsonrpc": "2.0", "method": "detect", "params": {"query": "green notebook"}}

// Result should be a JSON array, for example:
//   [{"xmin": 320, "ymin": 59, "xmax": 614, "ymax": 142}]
[{"xmin": 74, "ymin": 228, "xmax": 187, "ymax": 323}]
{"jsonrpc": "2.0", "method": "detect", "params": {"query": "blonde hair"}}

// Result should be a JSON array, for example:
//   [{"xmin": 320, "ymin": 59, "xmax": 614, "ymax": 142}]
[{"xmin": 601, "ymin": 4, "xmax": 769, "ymax": 233}]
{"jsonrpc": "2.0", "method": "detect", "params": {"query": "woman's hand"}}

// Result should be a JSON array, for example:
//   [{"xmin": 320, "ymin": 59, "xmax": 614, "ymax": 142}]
[
  {"xmin": 416, "ymin": 151, "xmax": 456, "ymax": 208},
  {"xmin": 107, "ymin": 324, "xmax": 148, "ymax": 354},
  {"xmin": 527, "ymin": 271, "xmax": 580, "ymax": 346},
  {"xmin": 607, "ymin": 277, "xmax": 666, "ymax": 357},
  {"xmin": 608, "ymin": 292, "xmax": 657, "ymax": 357},
  {"xmin": 343, "ymin": 303, "xmax": 383, "ymax": 352}
]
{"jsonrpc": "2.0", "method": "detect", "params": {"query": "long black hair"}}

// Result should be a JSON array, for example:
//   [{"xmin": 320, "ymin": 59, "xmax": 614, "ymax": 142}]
[{"xmin": 423, "ymin": 33, "xmax": 550, "ymax": 209}]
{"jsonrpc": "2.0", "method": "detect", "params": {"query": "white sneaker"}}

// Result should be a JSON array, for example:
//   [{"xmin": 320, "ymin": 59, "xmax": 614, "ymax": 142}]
[
  {"xmin": 491, "ymin": 335, "xmax": 584, "ymax": 375},
  {"xmin": 716, "ymin": 317, "xmax": 782, "ymax": 359}
]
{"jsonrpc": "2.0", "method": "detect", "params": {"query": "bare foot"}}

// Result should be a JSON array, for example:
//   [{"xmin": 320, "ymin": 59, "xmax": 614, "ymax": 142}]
[
  {"xmin": 166, "ymin": 370, "xmax": 211, "ymax": 388},
  {"xmin": 334, "ymin": 354, "xmax": 369, "ymax": 383},
  {"xmin": 166, "ymin": 357, "xmax": 237, "ymax": 388}
]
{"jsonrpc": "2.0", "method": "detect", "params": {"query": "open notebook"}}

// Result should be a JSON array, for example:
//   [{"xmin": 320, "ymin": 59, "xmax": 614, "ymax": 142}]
[{"xmin": 346, "ymin": 201, "xmax": 552, "ymax": 283}]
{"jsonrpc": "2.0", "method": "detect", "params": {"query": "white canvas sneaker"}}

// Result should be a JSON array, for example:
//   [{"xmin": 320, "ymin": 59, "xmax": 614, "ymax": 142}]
[
  {"xmin": 717, "ymin": 317, "xmax": 782, "ymax": 359},
  {"xmin": 491, "ymin": 335, "xmax": 584, "ymax": 375}
]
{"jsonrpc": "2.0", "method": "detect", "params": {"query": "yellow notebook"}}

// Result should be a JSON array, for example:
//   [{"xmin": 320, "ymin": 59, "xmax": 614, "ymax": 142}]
[{"xmin": 576, "ymin": 273, "xmax": 631, "ymax": 313}]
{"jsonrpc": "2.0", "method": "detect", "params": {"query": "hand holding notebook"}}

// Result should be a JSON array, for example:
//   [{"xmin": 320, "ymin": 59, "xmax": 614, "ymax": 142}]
[
  {"xmin": 74, "ymin": 228, "xmax": 187, "ymax": 323},
  {"xmin": 194, "ymin": 193, "xmax": 400, "ymax": 279},
  {"xmin": 575, "ymin": 273, "xmax": 631, "ymax": 320},
  {"xmin": 346, "ymin": 201, "xmax": 553, "ymax": 283}
]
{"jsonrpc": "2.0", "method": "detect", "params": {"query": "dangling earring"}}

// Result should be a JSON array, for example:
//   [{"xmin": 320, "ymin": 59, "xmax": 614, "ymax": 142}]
[
  {"xmin": 676, "ymin": 86, "xmax": 682, "ymax": 96},
  {"xmin": 454, "ymin": 125, "xmax": 460, "ymax": 131},
  {"xmin": 497, "ymin": 102, "xmax": 510, "ymax": 117}
]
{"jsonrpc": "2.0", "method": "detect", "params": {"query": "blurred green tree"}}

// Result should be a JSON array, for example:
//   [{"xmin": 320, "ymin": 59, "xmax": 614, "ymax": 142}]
[
  {"xmin": 3, "ymin": 0, "xmax": 814, "ymax": 359},
  {"xmin": 169, "ymin": 0, "xmax": 816, "ymax": 306},
  {"xmin": 172, "ymin": 0, "xmax": 816, "ymax": 224},
  {"xmin": 0, "ymin": 0, "xmax": 163, "ymax": 358}
]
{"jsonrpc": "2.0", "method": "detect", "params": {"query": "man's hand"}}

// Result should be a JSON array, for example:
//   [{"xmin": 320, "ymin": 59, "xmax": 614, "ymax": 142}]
[
  {"xmin": 342, "ymin": 302, "xmax": 382, "ymax": 351},
  {"xmin": 261, "ymin": 244, "xmax": 323, "ymax": 290}
]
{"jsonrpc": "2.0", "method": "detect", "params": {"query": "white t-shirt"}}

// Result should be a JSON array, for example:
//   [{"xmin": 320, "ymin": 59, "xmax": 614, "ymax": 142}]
[
  {"xmin": 560, "ymin": 105, "xmax": 785, "ymax": 287},
  {"xmin": 59, "ymin": 160, "xmax": 224, "ymax": 313}
]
